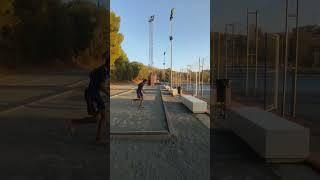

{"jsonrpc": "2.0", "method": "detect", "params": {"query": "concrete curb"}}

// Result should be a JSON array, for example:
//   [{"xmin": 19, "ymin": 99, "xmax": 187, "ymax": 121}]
[
  {"xmin": 110, "ymin": 130, "xmax": 169, "ymax": 135},
  {"xmin": 160, "ymin": 88, "xmax": 176, "ymax": 137},
  {"xmin": 110, "ymin": 134, "xmax": 171, "ymax": 140},
  {"xmin": 109, "ymin": 86, "xmax": 172, "ymax": 138}
]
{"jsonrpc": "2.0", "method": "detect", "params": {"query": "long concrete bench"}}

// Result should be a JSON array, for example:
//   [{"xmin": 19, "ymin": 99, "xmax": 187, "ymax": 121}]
[
  {"xmin": 181, "ymin": 95, "xmax": 207, "ymax": 113},
  {"xmin": 226, "ymin": 106, "xmax": 310, "ymax": 163},
  {"xmin": 170, "ymin": 88, "xmax": 178, "ymax": 96},
  {"xmin": 164, "ymin": 85, "xmax": 170, "ymax": 91},
  {"xmin": 162, "ymin": 85, "xmax": 168, "ymax": 90}
]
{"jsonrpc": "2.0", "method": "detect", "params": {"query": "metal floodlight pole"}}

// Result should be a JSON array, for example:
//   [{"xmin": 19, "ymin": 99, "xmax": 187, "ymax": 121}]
[
  {"xmin": 186, "ymin": 67, "xmax": 188, "ymax": 91},
  {"xmin": 186, "ymin": 68, "xmax": 188, "ymax": 88},
  {"xmin": 202, "ymin": 58, "xmax": 205, "ymax": 97},
  {"xmin": 292, "ymin": 0, "xmax": 299, "ymax": 117},
  {"xmin": 264, "ymin": 33, "xmax": 268, "ymax": 110},
  {"xmin": 148, "ymin": 15, "xmax": 155, "ymax": 78},
  {"xmin": 199, "ymin": 59, "xmax": 201, "ymax": 96},
  {"xmin": 196, "ymin": 60, "xmax": 198, "ymax": 96},
  {"xmin": 188, "ymin": 65, "xmax": 191, "ymax": 92},
  {"xmin": 188, "ymin": 65, "xmax": 192, "ymax": 93},
  {"xmin": 282, "ymin": 0, "xmax": 289, "ymax": 117},
  {"xmin": 212, "ymin": 32, "xmax": 215, "ymax": 90},
  {"xmin": 163, "ymin": 52, "xmax": 166, "ymax": 82},
  {"xmin": 225, "ymin": 25, "xmax": 228, "ymax": 79},
  {"xmin": 184, "ymin": 68, "xmax": 186, "ymax": 88},
  {"xmin": 246, "ymin": 9, "xmax": 259, "ymax": 96},
  {"xmin": 271, "ymin": 34, "xmax": 280, "ymax": 111},
  {"xmin": 232, "ymin": 26, "xmax": 235, "ymax": 73},
  {"xmin": 225, "ymin": 23, "xmax": 235, "ymax": 79},
  {"xmin": 218, "ymin": 32, "xmax": 221, "ymax": 79},
  {"xmin": 179, "ymin": 69, "xmax": 181, "ymax": 87},
  {"xmin": 170, "ymin": 8, "xmax": 175, "ymax": 88},
  {"xmin": 246, "ymin": 8, "xmax": 250, "ymax": 96},
  {"xmin": 254, "ymin": 11, "xmax": 259, "ymax": 96},
  {"xmin": 178, "ymin": 68, "xmax": 180, "ymax": 86},
  {"xmin": 199, "ymin": 58, "xmax": 201, "ymax": 96},
  {"xmin": 187, "ymin": 66, "xmax": 189, "ymax": 91}
]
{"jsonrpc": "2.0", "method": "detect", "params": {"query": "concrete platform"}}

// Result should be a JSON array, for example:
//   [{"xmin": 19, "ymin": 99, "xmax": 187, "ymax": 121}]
[
  {"xmin": 110, "ymin": 86, "xmax": 168, "ymax": 132},
  {"xmin": 170, "ymin": 88, "xmax": 178, "ymax": 96},
  {"xmin": 181, "ymin": 95, "xmax": 207, "ymax": 113},
  {"xmin": 111, "ymin": 87, "xmax": 210, "ymax": 179},
  {"xmin": 226, "ymin": 105, "xmax": 310, "ymax": 162}
]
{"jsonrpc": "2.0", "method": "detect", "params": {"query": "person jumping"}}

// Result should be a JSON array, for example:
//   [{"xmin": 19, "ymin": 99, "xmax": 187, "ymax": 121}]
[
  {"xmin": 132, "ymin": 79, "xmax": 147, "ymax": 109},
  {"xmin": 65, "ymin": 59, "xmax": 109, "ymax": 145}
]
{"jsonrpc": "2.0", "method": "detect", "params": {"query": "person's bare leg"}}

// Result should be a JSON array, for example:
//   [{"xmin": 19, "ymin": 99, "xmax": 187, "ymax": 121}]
[
  {"xmin": 132, "ymin": 98, "xmax": 139, "ymax": 104},
  {"xmin": 139, "ymin": 97, "xmax": 144, "ymax": 108},
  {"xmin": 65, "ymin": 114, "xmax": 97, "ymax": 135},
  {"xmin": 96, "ymin": 111, "xmax": 106, "ymax": 144}
]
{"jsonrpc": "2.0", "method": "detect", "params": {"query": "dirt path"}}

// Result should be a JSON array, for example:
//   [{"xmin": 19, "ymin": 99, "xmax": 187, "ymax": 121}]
[
  {"xmin": 110, "ymin": 86, "xmax": 167, "ymax": 132},
  {"xmin": 0, "ymin": 72, "xmax": 107, "ymax": 179},
  {"xmin": 110, "ymin": 87, "xmax": 210, "ymax": 179}
]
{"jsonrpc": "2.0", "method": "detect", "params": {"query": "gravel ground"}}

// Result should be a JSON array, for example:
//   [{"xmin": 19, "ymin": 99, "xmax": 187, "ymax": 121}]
[
  {"xmin": 110, "ymin": 87, "xmax": 210, "ymax": 179},
  {"xmin": 0, "ymin": 72, "xmax": 107, "ymax": 180},
  {"xmin": 110, "ymin": 87, "xmax": 167, "ymax": 132}
]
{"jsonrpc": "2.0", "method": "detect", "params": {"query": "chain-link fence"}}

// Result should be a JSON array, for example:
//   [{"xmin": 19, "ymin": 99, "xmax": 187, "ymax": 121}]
[
  {"xmin": 212, "ymin": 0, "xmax": 320, "ymax": 125},
  {"xmin": 171, "ymin": 57, "xmax": 210, "ymax": 109}
]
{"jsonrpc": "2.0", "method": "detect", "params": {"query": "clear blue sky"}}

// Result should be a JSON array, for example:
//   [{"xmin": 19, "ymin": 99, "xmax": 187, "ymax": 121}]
[{"xmin": 111, "ymin": 0, "xmax": 210, "ymax": 71}]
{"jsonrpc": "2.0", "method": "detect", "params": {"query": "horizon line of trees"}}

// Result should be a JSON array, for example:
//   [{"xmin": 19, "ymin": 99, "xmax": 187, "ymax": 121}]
[{"xmin": 0, "ymin": 0, "xmax": 109, "ymax": 68}]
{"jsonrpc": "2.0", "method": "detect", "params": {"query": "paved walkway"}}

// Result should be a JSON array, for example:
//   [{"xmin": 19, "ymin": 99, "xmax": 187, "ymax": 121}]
[
  {"xmin": 110, "ymin": 83, "xmax": 135, "ymax": 96},
  {"xmin": 0, "ymin": 71, "xmax": 107, "ymax": 180},
  {"xmin": 110, "ymin": 86, "xmax": 167, "ymax": 132},
  {"xmin": 110, "ymin": 87, "xmax": 210, "ymax": 179}
]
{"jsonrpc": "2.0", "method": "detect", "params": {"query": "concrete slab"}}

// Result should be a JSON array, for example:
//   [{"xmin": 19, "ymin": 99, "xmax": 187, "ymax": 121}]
[
  {"xmin": 110, "ymin": 86, "xmax": 167, "ymax": 132},
  {"xmin": 110, "ymin": 88, "xmax": 210, "ymax": 179},
  {"xmin": 181, "ymin": 95, "xmax": 207, "ymax": 113},
  {"xmin": 227, "ymin": 105, "xmax": 310, "ymax": 162},
  {"xmin": 169, "ymin": 88, "xmax": 178, "ymax": 96},
  {"xmin": 0, "ymin": 88, "xmax": 107, "ymax": 179}
]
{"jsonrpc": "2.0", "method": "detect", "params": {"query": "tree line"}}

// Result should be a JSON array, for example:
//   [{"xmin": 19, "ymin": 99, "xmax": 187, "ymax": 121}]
[
  {"xmin": 0, "ymin": 0, "xmax": 205, "ymax": 82},
  {"xmin": 0, "ymin": 0, "xmax": 151, "ymax": 81},
  {"xmin": 0, "ymin": 0, "xmax": 110, "ymax": 68}
]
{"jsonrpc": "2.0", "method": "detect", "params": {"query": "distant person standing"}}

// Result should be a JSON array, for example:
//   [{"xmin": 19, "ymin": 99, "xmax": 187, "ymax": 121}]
[
  {"xmin": 132, "ymin": 79, "xmax": 147, "ymax": 108},
  {"xmin": 66, "ymin": 56, "xmax": 109, "ymax": 145}
]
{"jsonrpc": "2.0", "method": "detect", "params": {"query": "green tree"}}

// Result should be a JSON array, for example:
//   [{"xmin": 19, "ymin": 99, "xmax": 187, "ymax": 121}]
[
  {"xmin": 110, "ymin": 11, "xmax": 127, "ymax": 66},
  {"xmin": 0, "ymin": 0, "xmax": 17, "ymax": 29}
]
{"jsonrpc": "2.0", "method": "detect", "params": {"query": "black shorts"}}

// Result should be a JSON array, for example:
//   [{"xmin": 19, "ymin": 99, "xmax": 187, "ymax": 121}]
[
  {"xmin": 136, "ymin": 90, "xmax": 143, "ymax": 98},
  {"xmin": 85, "ymin": 89, "xmax": 105, "ymax": 115}
]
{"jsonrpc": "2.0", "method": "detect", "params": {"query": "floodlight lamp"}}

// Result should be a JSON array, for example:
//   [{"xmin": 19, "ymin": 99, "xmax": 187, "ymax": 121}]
[{"xmin": 170, "ymin": 8, "xmax": 175, "ymax": 20}]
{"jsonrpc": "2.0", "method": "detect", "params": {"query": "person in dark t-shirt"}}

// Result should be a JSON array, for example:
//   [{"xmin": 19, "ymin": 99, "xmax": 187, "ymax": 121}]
[
  {"xmin": 65, "ymin": 60, "xmax": 109, "ymax": 145},
  {"xmin": 132, "ymin": 79, "xmax": 147, "ymax": 108}
]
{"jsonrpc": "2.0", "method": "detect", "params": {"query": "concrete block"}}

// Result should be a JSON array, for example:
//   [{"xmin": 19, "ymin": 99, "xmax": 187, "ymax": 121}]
[
  {"xmin": 227, "ymin": 106, "xmax": 310, "ymax": 162},
  {"xmin": 181, "ymin": 95, "xmax": 207, "ymax": 113},
  {"xmin": 167, "ymin": 86, "xmax": 171, "ymax": 91},
  {"xmin": 170, "ymin": 88, "xmax": 178, "ymax": 96}
]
